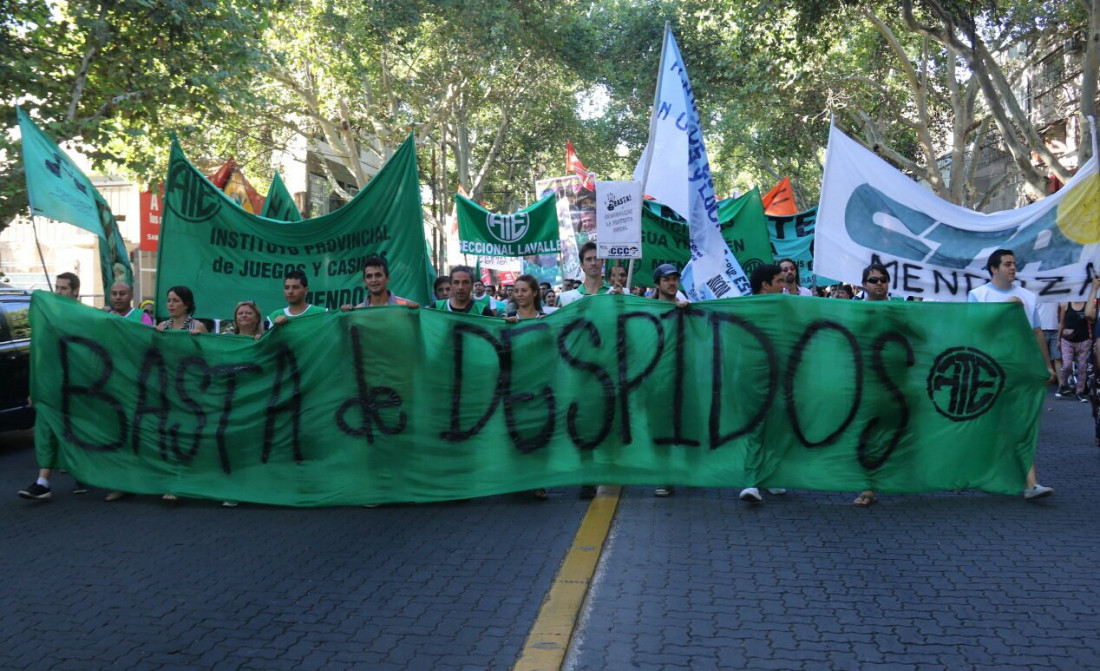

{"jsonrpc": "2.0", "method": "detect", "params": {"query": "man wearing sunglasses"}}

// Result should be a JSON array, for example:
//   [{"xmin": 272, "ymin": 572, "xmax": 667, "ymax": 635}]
[{"xmin": 852, "ymin": 263, "xmax": 892, "ymax": 507}]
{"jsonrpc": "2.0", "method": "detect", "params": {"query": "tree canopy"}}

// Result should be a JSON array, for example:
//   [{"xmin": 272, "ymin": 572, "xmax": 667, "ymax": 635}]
[{"xmin": 2, "ymin": 0, "xmax": 1094, "ymax": 236}]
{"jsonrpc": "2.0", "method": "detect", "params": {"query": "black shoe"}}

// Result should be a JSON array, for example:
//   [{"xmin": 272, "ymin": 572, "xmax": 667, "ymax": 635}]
[
  {"xmin": 72, "ymin": 482, "xmax": 89, "ymax": 494},
  {"xmin": 1056, "ymin": 386, "xmax": 1071, "ymax": 398},
  {"xmin": 18, "ymin": 483, "xmax": 51, "ymax": 500},
  {"xmin": 578, "ymin": 485, "xmax": 597, "ymax": 499},
  {"xmin": 1078, "ymin": 393, "xmax": 1090, "ymax": 403}
]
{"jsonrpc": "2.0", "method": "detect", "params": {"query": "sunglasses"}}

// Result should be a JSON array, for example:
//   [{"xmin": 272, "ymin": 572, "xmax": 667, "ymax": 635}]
[{"xmin": 865, "ymin": 277, "xmax": 888, "ymax": 285}]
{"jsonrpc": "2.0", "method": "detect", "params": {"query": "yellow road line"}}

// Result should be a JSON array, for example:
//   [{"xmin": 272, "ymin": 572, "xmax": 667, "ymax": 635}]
[{"xmin": 513, "ymin": 486, "xmax": 622, "ymax": 671}]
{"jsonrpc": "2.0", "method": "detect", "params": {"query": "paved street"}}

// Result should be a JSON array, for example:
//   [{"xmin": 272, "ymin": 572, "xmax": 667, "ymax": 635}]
[{"xmin": 2, "ymin": 389, "xmax": 1098, "ymax": 670}]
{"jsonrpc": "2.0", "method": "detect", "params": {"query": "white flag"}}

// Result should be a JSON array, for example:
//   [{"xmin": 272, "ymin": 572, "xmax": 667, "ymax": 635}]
[
  {"xmin": 635, "ymin": 24, "xmax": 750, "ymax": 299},
  {"xmin": 815, "ymin": 123, "xmax": 1100, "ymax": 301}
]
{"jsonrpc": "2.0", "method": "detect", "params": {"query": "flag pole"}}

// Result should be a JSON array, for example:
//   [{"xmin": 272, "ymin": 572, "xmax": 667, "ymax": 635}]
[{"xmin": 28, "ymin": 210, "xmax": 53, "ymax": 292}]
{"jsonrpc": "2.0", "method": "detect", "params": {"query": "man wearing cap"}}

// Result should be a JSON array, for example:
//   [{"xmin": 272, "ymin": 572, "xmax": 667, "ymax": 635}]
[{"xmin": 652, "ymin": 263, "xmax": 689, "ymax": 498}]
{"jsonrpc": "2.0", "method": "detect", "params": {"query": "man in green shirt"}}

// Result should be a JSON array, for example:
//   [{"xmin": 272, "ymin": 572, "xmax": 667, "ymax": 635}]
[
  {"xmin": 431, "ymin": 266, "xmax": 494, "ymax": 316},
  {"xmin": 268, "ymin": 269, "xmax": 327, "ymax": 326},
  {"xmin": 559, "ymin": 242, "xmax": 611, "ymax": 307}
]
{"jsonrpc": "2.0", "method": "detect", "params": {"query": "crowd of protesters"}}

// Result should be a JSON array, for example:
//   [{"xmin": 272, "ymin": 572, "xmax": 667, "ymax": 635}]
[{"xmin": 19, "ymin": 245, "xmax": 1098, "ymax": 507}]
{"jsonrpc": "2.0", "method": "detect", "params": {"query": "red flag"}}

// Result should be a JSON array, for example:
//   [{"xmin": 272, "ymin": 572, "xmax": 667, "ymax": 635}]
[
  {"xmin": 566, "ymin": 141, "xmax": 595, "ymax": 190},
  {"xmin": 206, "ymin": 158, "xmax": 266, "ymax": 214},
  {"xmin": 762, "ymin": 176, "xmax": 799, "ymax": 216}
]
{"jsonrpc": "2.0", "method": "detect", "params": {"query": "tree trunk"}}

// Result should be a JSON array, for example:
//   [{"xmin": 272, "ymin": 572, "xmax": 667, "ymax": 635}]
[{"xmin": 1081, "ymin": 0, "xmax": 1100, "ymax": 164}]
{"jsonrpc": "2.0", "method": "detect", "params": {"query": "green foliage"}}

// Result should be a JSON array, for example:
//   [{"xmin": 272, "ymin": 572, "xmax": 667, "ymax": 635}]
[{"xmin": 1, "ymin": 0, "xmax": 278, "ymax": 228}]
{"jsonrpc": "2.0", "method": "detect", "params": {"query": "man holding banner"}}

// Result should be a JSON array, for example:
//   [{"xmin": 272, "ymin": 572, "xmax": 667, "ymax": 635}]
[
  {"xmin": 341, "ymin": 256, "xmax": 419, "ymax": 310},
  {"xmin": 560, "ymin": 242, "xmax": 611, "ymax": 307},
  {"xmin": 968, "ymin": 249, "xmax": 1054, "ymax": 500},
  {"xmin": 269, "ymin": 270, "xmax": 328, "ymax": 326}
]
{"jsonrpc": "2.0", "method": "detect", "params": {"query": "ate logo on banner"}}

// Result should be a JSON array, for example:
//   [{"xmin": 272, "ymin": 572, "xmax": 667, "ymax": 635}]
[
  {"xmin": 486, "ymin": 212, "xmax": 530, "ymax": 244},
  {"xmin": 167, "ymin": 161, "xmax": 223, "ymax": 222},
  {"xmin": 926, "ymin": 347, "xmax": 1005, "ymax": 421}
]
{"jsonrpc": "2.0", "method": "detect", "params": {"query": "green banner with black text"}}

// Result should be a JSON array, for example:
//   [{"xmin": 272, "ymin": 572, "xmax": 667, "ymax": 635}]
[
  {"xmin": 156, "ymin": 134, "xmax": 431, "ymax": 320},
  {"xmin": 31, "ymin": 290, "xmax": 1044, "ymax": 506}
]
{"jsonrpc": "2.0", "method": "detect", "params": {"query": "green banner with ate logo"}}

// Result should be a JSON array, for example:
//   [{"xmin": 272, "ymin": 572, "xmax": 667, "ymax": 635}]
[
  {"xmin": 155, "ymin": 133, "xmax": 432, "ymax": 320},
  {"xmin": 30, "ymin": 290, "xmax": 1045, "ymax": 507},
  {"xmin": 456, "ymin": 193, "xmax": 562, "ymax": 256}
]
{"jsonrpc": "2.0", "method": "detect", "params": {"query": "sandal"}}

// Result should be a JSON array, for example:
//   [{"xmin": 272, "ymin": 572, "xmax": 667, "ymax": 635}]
[{"xmin": 853, "ymin": 492, "xmax": 877, "ymax": 507}]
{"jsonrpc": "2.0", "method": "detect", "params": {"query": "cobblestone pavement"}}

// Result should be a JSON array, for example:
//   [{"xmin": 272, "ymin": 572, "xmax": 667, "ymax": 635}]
[
  {"xmin": 565, "ymin": 390, "xmax": 1100, "ymax": 670},
  {"xmin": 0, "ymin": 428, "xmax": 587, "ymax": 671},
  {"xmin": 3, "ymin": 387, "xmax": 1096, "ymax": 670}
]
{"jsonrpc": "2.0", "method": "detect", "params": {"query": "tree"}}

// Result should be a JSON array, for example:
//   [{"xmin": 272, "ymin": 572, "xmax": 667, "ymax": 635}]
[{"xmin": 0, "ymin": 0, "xmax": 278, "ymax": 232}]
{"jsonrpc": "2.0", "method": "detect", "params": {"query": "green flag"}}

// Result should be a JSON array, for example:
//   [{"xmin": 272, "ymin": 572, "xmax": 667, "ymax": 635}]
[
  {"xmin": 456, "ymin": 193, "xmax": 561, "ymax": 256},
  {"xmin": 156, "ymin": 133, "xmax": 432, "ymax": 320},
  {"xmin": 18, "ymin": 107, "xmax": 134, "ymax": 288},
  {"xmin": 31, "ymin": 290, "xmax": 1044, "ymax": 506},
  {"xmin": 631, "ymin": 189, "xmax": 774, "ymax": 287},
  {"xmin": 260, "ymin": 171, "xmax": 302, "ymax": 222}
]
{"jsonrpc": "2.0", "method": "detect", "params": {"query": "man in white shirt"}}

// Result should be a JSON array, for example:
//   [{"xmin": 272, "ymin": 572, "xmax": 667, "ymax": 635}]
[{"xmin": 967, "ymin": 248, "xmax": 1055, "ymax": 500}]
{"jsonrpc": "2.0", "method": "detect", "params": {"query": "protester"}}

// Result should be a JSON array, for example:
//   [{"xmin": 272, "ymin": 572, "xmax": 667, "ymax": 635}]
[
  {"xmin": 543, "ymin": 290, "xmax": 559, "ymax": 312},
  {"xmin": 608, "ymin": 262, "xmax": 629, "ymax": 294},
  {"xmin": 852, "ymin": 263, "xmax": 891, "ymax": 507},
  {"xmin": 228, "ymin": 300, "xmax": 266, "ymax": 339},
  {"xmin": 737, "ymin": 263, "xmax": 788, "ymax": 503},
  {"xmin": 268, "ymin": 270, "xmax": 327, "ymax": 326},
  {"xmin": 157, "ymin": 286, "xmax": 208, "ymax": 333},
  {"xmin": 18, "ymin": 273, "xmax": 89, "ymax": 500},
  {"xmin": 556, "ymin": 242, "xmax": 612, "ymax": 499},
  {"xmin": 560, "ymin": 242, "xmax": 611, "ymax": 307},
  {"xmin": 749, "ymin": 264, "xmax": 785, "ymax": 296},
  {"xmin": 1084, "ymin": 277, "xmax": 1100, "ymax": 374},
  {"xmin": 505, "ymin": 274, "xmax": 550, "ymax": 321},
  {"xmin": 102, "ymin": 281, "xmax": 157, "ymax": 503},
  {"xmin": 503, "ymin": 274, "xmax": 552, "ymax": 499},
  {"xmin": 778, "ymin": 258, "xmax": 812, "ymax": 296},
  {"xmin": 968, "ymin": 248, "xmax": 1055, "ymax": 500},
  {"xmin": 1056, "ymin": 294, "xmax": 1094, "ymax": 401},
  {"xmin": 430, "ymin": 266, "xmax": 495, "ymax": 315},
  {"xmin": 1038, "ymin": 302, "xmax": 1062, "ymax": 384},
  {"xmin": 433, "ymin": 276, "xmax": 452, "ymax": 301},
  {"xmin": 105, "ymin": 281, "xmax": 153, "ymax": 325},
  {"xmin": 340, "ymin": 255, "xmax": 419, "ymax": 310},
  {"xmin": 832, "ymin": 284, "xmax": 854, "ymax": 300},
  {"xmin": 651, "ymin": 263, "xmax": 690, "ymax": 498}
]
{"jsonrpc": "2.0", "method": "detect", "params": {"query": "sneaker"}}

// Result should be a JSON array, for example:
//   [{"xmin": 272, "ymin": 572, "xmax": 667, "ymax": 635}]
[
  {"xmin": 1055, "ymin": 386, "xmax": 1072, "ymax": 398},
  {"xmin": 1078, "ymin": 393, "xmax": 1089, "ymax": 403},
  {"xmin": 767, "ymin": 488, "xmax": 787, "ymax": 495},
  {"xmin": 18, "ymin": 483, "xmax": 51, "ymax": 500},
  {"xmin": 578, "ymin": 485, "xmax": 598, "ymax": 499},
  {"xmin": 72, "ymin": 482, "xmax": 89, "ymax": 494},
  {"xmin": 1024, "ymin": 484, "xmax": 1054, "ymax": 500},
  {"xmin": 654, "ymin": 486, "xmax": 674, "ymax": 497},
  {"xmin": 739, "ymin": 487, "xmax": 762, "ymax": 502}
]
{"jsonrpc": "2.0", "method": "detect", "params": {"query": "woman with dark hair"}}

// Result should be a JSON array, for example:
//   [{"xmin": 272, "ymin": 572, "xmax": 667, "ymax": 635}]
[
  {"xmin": 832, "ymin": 284, "xmax": 854, "ymax": 299},
  {"xmin": 505, "ymin": 274, "xmax": 549, "ymax": 321},
  {"xmin": 157, "ymin": 286, "xmax": 208, "ymax": 334},
  {"xmin": 505, "ymin": 274, "xmax": 551, "ymax": 499}
]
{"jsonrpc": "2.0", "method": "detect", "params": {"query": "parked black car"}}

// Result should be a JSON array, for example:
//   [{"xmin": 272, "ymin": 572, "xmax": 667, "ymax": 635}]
[{"xmin": 0, "ymin": 289, "xmax": 33, "ymax": 432}]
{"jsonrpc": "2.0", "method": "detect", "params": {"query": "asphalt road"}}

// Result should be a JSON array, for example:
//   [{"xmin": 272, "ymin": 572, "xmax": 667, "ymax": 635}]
[{"xmin": 2, "ymin": 388, "xmax": 1097, "ymax": 670}]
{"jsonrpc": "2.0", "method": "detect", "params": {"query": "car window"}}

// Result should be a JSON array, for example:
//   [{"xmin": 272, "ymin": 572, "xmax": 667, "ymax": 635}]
[{"xmin": 0, "ymin": 300, "xmax": 31, "ymax": 342}]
